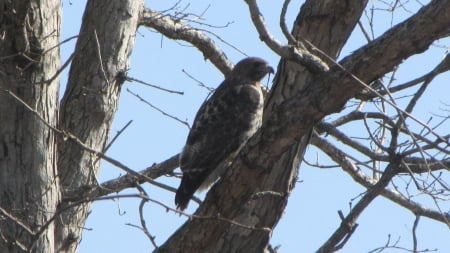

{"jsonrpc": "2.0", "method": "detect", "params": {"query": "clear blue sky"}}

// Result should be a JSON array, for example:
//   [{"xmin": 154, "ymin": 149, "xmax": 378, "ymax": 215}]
[{"xmin": 60, "ymin": 1, "xmax": 450, "ymax": 252}]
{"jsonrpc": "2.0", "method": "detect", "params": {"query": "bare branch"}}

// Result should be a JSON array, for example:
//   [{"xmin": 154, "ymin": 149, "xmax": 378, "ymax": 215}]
[
  {"xmin": 135, "ymin": 185, "xmax": 159, "ymax": 249},
  {"xmin": 197, "ymin": 28, "xmax": 248, "ymax": 57},
  {"xmin": 280, "ymin": 0, "xmax": 296, "ymax": 45},
  {"xmin": 330, "ymin": 111, "xmax": 395, "ymax": 128},
  {"xmin": 126, "ymin": 75, "xmax": 184, "ymax": 95},
  {"xmin": 182, "ymin": 69, "xmax": 215, "ymax": 92},
  {"xmin": 243, "ymin": 0, "xmax": 329, "ymax": 73},
  {"xmin": 317, "ymin": 159, "xmax": 400, "ymax": 253},
  {"xmin": 31, "ymin": 194, "xmax": 150, "ymax": 251},
  {"xmin": 127, "ymin": 88, "xmax": 190, "ymax": 129},
  {"xmin": 317, "ymin": 121, "xmax": 385, "ymax": 160},
  {"xmin": 312, "ymin": 136, "xmax": 450, "ymax": 225},
  {"xmin": 139, "ymin": 8, "xmax": 233, "ymax": 75},
  {"xmin": 293, "ymin": 1, "xmax": 450, "ymax": 148},
  {"xmin": 99, "ymin": 155, "xmax": 178, "ymax": 194},
  {"xmin": 89, "ymin": 153, "xmax": 202, "ymax": 205},
  {"xmin": 146, "ymin": 197, "xmax": 272, "ymax": 233},
  {"xmin": 36, "ymin": 51, "xmax": 75, "ymax": 85},
  {"xmin": 1, "ymin": 87, "xmax": 182, "ymax": 202},
  {"xmin": 103, "ymin": 120, "xmax": 133, "ymax": 153},
  {"xmin": 0, "ymin": 206, "xmax": 34, "ymax": 235},
  {"xmin": 412, "ymin": 215, "xmax": 420, "ymax": 252},
  {"xmin": 356, "ymin": 53, "xmax": 450, "ymax": 100}
]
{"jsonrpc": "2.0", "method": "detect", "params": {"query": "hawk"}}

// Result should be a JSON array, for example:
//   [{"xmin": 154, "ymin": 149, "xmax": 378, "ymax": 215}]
[{"xmin": 175, "ymin": 57, "xmax": 274, "ymax": 210}]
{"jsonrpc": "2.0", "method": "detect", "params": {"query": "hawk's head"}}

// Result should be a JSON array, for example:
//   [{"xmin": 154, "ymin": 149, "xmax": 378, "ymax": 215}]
[{"xmin": 229, "ymin": 57, "xmax": 274, "ymax": 83}]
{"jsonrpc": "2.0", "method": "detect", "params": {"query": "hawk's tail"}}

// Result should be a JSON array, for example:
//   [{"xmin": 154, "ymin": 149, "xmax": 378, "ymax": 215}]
[{"xmin": 175, "ymin": 175, "xmax": 198, "ymax": 211}]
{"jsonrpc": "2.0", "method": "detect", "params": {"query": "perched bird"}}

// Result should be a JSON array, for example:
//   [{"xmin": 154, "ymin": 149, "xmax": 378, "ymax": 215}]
[{"xmin": 175, "ymin": 57, "xmax": 274, "ymax": 210}]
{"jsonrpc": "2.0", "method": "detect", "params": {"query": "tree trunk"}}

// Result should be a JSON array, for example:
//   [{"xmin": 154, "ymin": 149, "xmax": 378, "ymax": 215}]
[
  {"xmin": 55, "ymin": 1, "xmax": 143, "ymax": 252},
  {"xmin": 0, "ymin": 0, "xmax": 142, "ymax": 252},
  {"xmin": 1, "ymin": 0, "xmax": 449, "ymax": 252},
  {"xmin": 156, "ymin": 1, "xmax": 367, "ymax": 252},
  {"xmin": 0, "ymin": 0, "xmax": 61, "ymax": 252},
  {"xmin": 157, "ymin": 1, "xmax": 450, "ymax": 252}
]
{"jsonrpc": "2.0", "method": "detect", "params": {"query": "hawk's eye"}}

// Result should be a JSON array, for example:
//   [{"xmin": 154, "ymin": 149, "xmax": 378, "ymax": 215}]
[{"xmin": 253, "ymin": 62, "xmax": 263, "ymax": 69}]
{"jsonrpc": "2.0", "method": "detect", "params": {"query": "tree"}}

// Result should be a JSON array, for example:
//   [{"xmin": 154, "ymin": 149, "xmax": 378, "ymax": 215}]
[{"xmin": 0, "ymin": 0, "xmax": 449, "ymax": 253}]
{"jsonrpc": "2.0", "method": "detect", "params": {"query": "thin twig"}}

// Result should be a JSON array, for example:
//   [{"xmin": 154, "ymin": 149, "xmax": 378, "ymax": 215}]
[
  {"xmin": 0, "ymin": 206, "xmax": 34, "ymax": 235},
  {"xmin": 1, "ymin": 88, "xmax": 180, "ymax": 200},
  {"xmin": 29, "ymin": 194, "xmax": 148, "ymax": 251},
  {"xmin": 42, "ymin": 35, "xmax": 78, "ymax": 55},
  {"xmin": 93, "ymin": 30, "xmax": 110, "ymax": 87},
  {"xmin": 140, "ymin": 8, "xmax": 233, "ymax": 75},
  {"xmin": 135, "ymin": 185, "xmax": 159, "ymax": 249},
  {"xmin": 412, "ymin": 215, "xmax": 420, "ymax": 252},
  {"xmin": 312, "ymin": 136, "xmax": 450, "ymax": 224},
  {"xmin": 182, "ymin": 69, "xmax": 215, "ymax": 92},
  {"xmin": 36, "ymin": 52, "xmax": 75, "ymax": 85},
  {"xmin": 104, "ymin": 120, "xmax": 133, "ymax": 152},
  {"xmin": 198, "ymin": 28, "xmax": 248, "ymax": 57},
  {"xmin": 126, "ymin": 76, "xmax": 184, "ymax": 95},
  {"xmin": 145, "ymin": 197, "xmax": 272, "ymax": 233},
  {"xmin": 316, "ymin": 160, "xmax": 401, "ymax": 253},
  {"xmin": 126, "ymin": 88, "xmax": 190, "ymax": 128},
  {"xmin": 320, "ymin": 48, "xmax": 448, "ymax": 147}
]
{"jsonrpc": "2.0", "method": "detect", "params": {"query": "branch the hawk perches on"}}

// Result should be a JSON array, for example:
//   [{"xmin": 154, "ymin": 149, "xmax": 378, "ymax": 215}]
[{"xmin": 175, "ymin": 57, "xmax": 274, "ymax": 210}]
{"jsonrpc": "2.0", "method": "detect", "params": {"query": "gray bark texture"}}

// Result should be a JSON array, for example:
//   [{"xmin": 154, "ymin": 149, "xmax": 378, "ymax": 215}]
[
  {"xmin": 0, "ymin": 0, "xmax": 142, "ymax": 252},
  {"xmin": 0, "ymin": 0, "xmax": 61, "ymax": 252},
  {"xmin": 0, "ymin": 0, "xmax": 449, "ymax": 253},
  {"xmin": 55, "ymin": 1, "xmax": 142, "ymax": 252}
]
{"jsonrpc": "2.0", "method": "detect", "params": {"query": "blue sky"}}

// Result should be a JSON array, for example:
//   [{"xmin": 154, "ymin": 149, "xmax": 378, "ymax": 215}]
[{"xmin": 60, "ymin": 1, "xmax": 450, "ymax": 252}]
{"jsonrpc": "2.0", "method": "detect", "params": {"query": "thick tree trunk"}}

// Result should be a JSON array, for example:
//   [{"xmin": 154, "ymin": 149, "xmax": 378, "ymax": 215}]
[
  {"xmin": 55, "ymin": 1, "xmax": 143, "ymax": 252},
  {"xmin": 0, "ymin": 0, "xmax": 61, "ymax": 252},
  {"xmin": 157, "ymin": 1, "xmax": 367, "ymax": 252},
  {"xmin": 0, "ymin": 0, "xmax": 142, "ymax": 252},
  {"xmin": 157, "ymin": 1, "xmax": 450, "ymax": 252}
]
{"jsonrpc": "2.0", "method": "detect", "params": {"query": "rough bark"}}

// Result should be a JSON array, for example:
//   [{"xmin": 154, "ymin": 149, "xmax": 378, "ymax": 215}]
[
  {"xmin": 0, "ymin": 0, "xmax": 61, "ymax": 252},
  {"xmin": 55, "ymin": 1, "xmax": 143, "ymax": 252},
  {"xmin": 0, "ymin": 0, "xmax": 449, "ymax": 252},
  {"xmin": 157, "ymin": 1, "xmax": 450, "ymax": 252},
  {"xmin": 0, "ymin": 1, "xmax": 143, "ymax": 252},
  {"xmin": 157, "ymin": 1, "xmax": 367, "ymax": 252}
]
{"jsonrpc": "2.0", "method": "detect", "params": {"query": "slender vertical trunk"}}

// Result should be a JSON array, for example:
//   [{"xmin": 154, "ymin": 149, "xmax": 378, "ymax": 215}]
[{"xmin": 55, "ymin": 1, "xmax": 143, "ymax": 252}]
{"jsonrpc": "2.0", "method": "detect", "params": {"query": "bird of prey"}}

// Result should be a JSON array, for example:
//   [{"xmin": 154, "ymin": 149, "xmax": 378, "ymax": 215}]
[{"xmin": 175, "ymin": 57, "xmax": 274, "ymax": 210}]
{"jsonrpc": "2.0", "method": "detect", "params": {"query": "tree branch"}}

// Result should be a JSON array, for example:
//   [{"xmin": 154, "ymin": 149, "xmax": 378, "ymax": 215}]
[
  {"xmin": 91, "ymin": 154, "xmax": 180, "ymax": 198},
  {"xmin": 312, "ymin": 136, "xmax": 450, "ymax": 225},
  {"xmin": 157, "ymin": 1, "xmax": 450, "ymax": 252},
  {"xmin": 244, "ymin": 0, "xmax": 329, "ymax": 73},
  {"xmin": 356, "ymin": 53, "xmax": 450, "ymax": 100},
  {"xmin": 316, "ymin": 159, "xmax": 401, "ymax": 253},
  {"xmin": 1, "ymin": 86, "xmax": 185, "ymax": 204},
  {"xmin": 139, "ymin": 8, "xmax": 233, "ymax": 75},
  {"xmin": 274, "ymin": 1, "xmax": 450, "ymax": 150}
]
